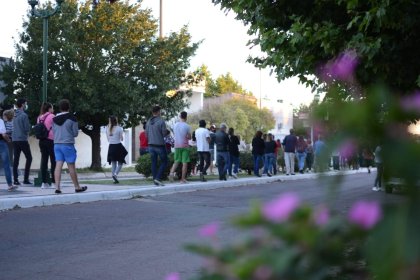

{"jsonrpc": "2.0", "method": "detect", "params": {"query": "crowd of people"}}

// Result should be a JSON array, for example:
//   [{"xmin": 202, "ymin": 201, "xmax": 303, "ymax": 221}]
[
  {"xmin": 0, "ymin": 102, "xmax": 383, "ymax": 192},
  {"xmin": 0, "ymin": 98, "xmax": 88, "ymax": 193}
]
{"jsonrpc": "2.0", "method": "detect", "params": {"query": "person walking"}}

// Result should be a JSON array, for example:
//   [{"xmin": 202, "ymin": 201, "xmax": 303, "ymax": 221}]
[
  {"xmin": 53, "ymin": 99, "xmax": 87, "ymax": 194},
  {"xmin": 252, "ymin": 130, "xmax": 265, "ymax": 177},
  {"xmin": 169, "ymin": 111, "xmax": 191, "ymax": 184},
  {"xmin": 37, "ymin": 102, "xmax": 56, "ymax": 189},
  {"xmin": 282, "ymin": 129, "xmax": 298, "ymax": 175},
  {"xmin": 228, "ymin": 127, "xmax": 240, "ymax": 179},
  {"xmin": 145, "ymin": 105, "xmax": 168, "ymax": 186},
  {"xmin": 0, "ymin": 116, "xmax": 17, "ymax": 191},
  {"xmin": 273, "ymin": 139, "xmax": 282, "ymax": 175},
  {"xmin": 313, "ymin": 134, "xmax": 326, "ymax": 172},
  {"xmin": 263, "ymin": 133, "xmax": 276, "ymax": 177},
  {"xmin": 305, "ymin": 140, "xmax": 314, "ymax": 172},
  {"xmin": 296, "ymin": 135, "xmax": 308, "ymax": 174},
  {"xmin": 3, "ymin": 109, "xmax": 14, "ymax": 170},
  {"xmin": 139, "ymin": 123, "xmax": 149, "ymax": 156},
  {"xmin": 362, "ymin": 147, "xmax": 374, "ymax": 173},
  {"xmin": 373, "ymin": 145, "xmax": 383, "ymax": 191},
  {"xmin": 208, "ymin": 125, "xmax": 216, "ymax": 175},
  {"xmin": 195, "ymin": 120, "xmax": 211, "ymax": 182},
  {"xmin": 106, "ymin": 116, "xmax": 128, "ymax": 184},
  {"xmin": 12, "ymin": 98, "xmax": 33, "ymax": 186},
  {"xmin": 215, "ymin": 123, "xmax": 230, "ymax": 181}
]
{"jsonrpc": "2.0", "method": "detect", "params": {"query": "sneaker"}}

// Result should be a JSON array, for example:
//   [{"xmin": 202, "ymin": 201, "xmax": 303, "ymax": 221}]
[
  {"xmin": 55, "ymin": 189, "xmax": 62, "ymax": 194},
  {"xmin": 41, "ymin": 183, "xmax": 51, "ymax": 189},
  {"xmin": 7, "ymin": 185, "xmax": 18, "ymax": 191},
  {"xmin": 13, "ymin": 181, "xmax": 21, "ymax": 186},
  {"xmin": 372, "ymin": 187, "xmax": 380, "ymax": 191},
  {"xmin": 153, "ymin": 179, "xmax": 165, "ymax": 186},
  {"xmin": 267, "ymin": 173, "xmax": 272, "ymax": 177},
  {"xmin": 23, "ymin": 180, "xmax": 33, "ymax": 186},
  {"xmin": 199, "ymin": 173, "xmax": 206, "ymax": 182},
  {"xmin": 112, "ymin": 175, "xmax": 119, "ymax": 184},
  {"xmin": 180, "ymin": 179, "xmax": 188, "ymax": 184},
  {"xmin": 232, "ymin": 173, "xmax": 238, "ymax": 179}
]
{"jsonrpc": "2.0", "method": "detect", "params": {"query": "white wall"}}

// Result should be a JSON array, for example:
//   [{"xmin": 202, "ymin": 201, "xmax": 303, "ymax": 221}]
[{"xmin": 17, "ymin": 128, "xmax": 132, "ymax": 170}]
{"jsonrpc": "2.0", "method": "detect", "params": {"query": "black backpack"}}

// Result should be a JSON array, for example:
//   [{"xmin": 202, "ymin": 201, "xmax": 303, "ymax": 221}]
[{"xmin": 33, "ymin": 114, "xmax": 51, "ymax": 140}]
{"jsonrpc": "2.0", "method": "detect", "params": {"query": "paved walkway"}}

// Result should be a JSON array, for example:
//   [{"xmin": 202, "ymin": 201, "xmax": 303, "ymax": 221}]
[{"xmin": 0, "ymin": 169, "xmax": 370, "ymax": 211}]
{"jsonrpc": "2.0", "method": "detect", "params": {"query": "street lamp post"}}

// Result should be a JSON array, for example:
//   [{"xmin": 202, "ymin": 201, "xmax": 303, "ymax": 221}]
[{"xmin": 27, "ymin": 0, "xmax": 64, "ymax": 103}]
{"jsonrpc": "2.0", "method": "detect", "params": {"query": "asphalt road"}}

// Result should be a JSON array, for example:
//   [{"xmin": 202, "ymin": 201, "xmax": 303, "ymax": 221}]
[{"xmin": 0, "ymin": 172, "xmax": 404, "ymax": 280}]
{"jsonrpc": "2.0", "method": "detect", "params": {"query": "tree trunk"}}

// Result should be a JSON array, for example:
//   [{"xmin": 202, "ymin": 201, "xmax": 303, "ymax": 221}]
[{"xmin": 81, "ymin": 124, "xmax": 102, "ymax": 170}]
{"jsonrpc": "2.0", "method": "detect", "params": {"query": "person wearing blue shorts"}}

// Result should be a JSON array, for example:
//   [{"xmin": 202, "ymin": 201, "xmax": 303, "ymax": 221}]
[{"xmin": 52, "ymin": 99, "xmax": 87, "ymax": 194}]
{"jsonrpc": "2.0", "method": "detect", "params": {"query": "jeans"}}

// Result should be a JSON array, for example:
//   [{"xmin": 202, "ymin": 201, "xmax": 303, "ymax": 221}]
[
  {"xmin": 263, "ymin": 153, "xmax": 275, "ymax": 174},
  {"xmin": 13, "ymin": 141, "xmax": 32, "ymax": 182},
  {"xmin": 39, "ymin": 139, "xmax": 56, "ymax": 183},
  {"xmin": 216, "ymin": 151, "xmax": 230, "ymax": 178},
  {"xmin": 297, "ymin": 152, "xmax": 307, "ymax": 171},
  {"xmin": 0, "ymin": 140, "xmax": 12, "ymax": 185},
  {"xmin": 149, "ymin": 146, "xmax": 168, "ymax": 181},
  {"xmin": 139, "ymin": 147, "xmax": 149, "ymax": 156},
  {"xmin": 284, "ymin": 152, "xmax": 295, "ymax": 174},
  {"xmin": 198, "ymin": 151, "xmax": 211, "ymax": 175},
  {"xmin": 253, "ymin": 154, "xmax": 263, "ymax": 176},
  {"xmin": 228, "ymin": 154, "xmax": 239, "ymax": 176}
]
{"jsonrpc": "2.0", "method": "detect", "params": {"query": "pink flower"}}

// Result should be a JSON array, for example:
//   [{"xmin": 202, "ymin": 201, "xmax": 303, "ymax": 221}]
[
  {"xmin": 320, "ymin": 50, "xmax": 358, "ymax": 82},
  {"xmin": 313, "ymin": 205, "xmax": 330, "ymax": 226},
  {"xmin": 339, "ymin": 139, "xmax": 357, "ymax": 159},
  {"xmin": 348, "ymin": 200, "xmax": 382, "ymax": 230},
  {"xmin": 165, "ymin": 272, "xmax": 180, "ymax": 280},
  {"xmin": 254, "ymin": 266, "xmax": 273, "ymax": 280},
  {"xmin": 262, "ymin": 192, "xmax": 300, "ymax": 223},
  {"xmin": 198, "ymin": 222, "xmax": 220, "ymax": 238},
  {"xmin": 400, "ymin": 91, "xmax": 420, "ymax": 113}
]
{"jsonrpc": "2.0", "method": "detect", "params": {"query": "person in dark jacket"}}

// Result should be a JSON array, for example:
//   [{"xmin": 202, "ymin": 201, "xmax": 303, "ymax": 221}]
[
  {"xmin": 263, "ymin": 133, "xmax": 276, "ymax": 176},
  {"xmin": 252, "ymin": 130, "xmax": 265, "ymax": 177},
  {"xmin": 12, "ymin": 98, "xmax": 33, "ymax": 186},
  {"xmin": 228, "ymin": 127, "xmax": 240, "ymax": 179},
  {"xmin": 296, "ymin": 135, "xmax": 308, "ymax": 174},
  {"xmin": 145, "ymin": 105, "xmax": 168, "ymax": 186},
  {"xmin": 215, "ymin": 123, "xmax": 230, "ymax": 180},
  {"xmin": 53, "ymin": 99, "xmax": 87, "ymax": 194},
  {"xmin": 282, "ymin": 129, "xmax": 298, "ymax": 175}
]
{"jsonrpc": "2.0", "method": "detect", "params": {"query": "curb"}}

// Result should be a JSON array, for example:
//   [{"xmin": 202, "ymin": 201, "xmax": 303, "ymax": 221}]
[{"xmin": 0, "ymin": 170, "xmax": 364, "ymax": 211}]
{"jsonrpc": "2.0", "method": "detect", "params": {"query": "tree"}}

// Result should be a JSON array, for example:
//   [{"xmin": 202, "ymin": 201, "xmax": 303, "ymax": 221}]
[
  {"xmin": 189, "ymin": 98, "xmax": 275, "ymax": 142},
  {"xmin": 194, "ymin": 65, "xmax": 252, "ymax": 97},
  {"xmin": 1, "ymin": 0, "xmax": 199, "ymax": 169},
  {"xmin": 212, "ymin": 0, "xmax": 420, "ymax": 94}
]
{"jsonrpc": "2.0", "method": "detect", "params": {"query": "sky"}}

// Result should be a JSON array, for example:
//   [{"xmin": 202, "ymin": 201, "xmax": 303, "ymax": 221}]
[{"xmin": 0, "ymin": 0, "xmax": 315, "ymax": 107}]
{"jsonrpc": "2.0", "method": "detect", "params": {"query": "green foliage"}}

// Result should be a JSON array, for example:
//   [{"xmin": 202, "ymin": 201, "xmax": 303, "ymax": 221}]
[
  {"xmin": 187, "ymin": 202, "xmax": 371, "ymax": 279},
  {"xmin": 212, "ymin": 0, "xmax": 420, "ymax": 94},
  {"xmin": 135, "ymin": 147, "xmax": 198, "ymax": 179},
  {"xmin": 194, "ymin": 65, "xmax": 252, "ymax": 97},
  {"xmin": 1, "ymin": 0, "xmax": 199, "ymax": 168},
  {"xmin": 189, "ymin": 98, "xmax": 275, "ymax": 143}
]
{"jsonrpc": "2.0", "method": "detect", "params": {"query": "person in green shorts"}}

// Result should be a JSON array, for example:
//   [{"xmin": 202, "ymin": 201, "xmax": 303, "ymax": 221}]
[{"xmin": 169, "ymin": 111, "xmax": 191, "ymax": 183}]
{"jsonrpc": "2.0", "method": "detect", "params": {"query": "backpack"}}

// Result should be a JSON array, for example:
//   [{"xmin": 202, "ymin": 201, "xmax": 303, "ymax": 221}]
[{"xmin": 33, "ymin": 113, "xmax": 51, "ymax": 140}]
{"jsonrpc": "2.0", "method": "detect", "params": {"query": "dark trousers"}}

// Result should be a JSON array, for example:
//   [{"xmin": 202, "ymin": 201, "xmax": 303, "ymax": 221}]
[
  {"xmin": 375, "ymin": 163, "xmax": 383, "ymax": 188},
  {"xmin": 149, "ymin": 145, "xmax": 168, "ymax": 180},
  {"xmin": 198, "ymin": 151, "xmax": 211, "ymax": 175},
  {"xmin": 13, "ymin": 141, "xmax": 32, "ymax": 182},
  {"xmin": 39, "ymin": 139, "xmax": 56, "ymax": 183}
]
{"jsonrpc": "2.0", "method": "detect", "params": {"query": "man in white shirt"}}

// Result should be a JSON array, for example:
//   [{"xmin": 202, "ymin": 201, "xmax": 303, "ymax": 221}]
[
  {"xmin": 195, "ymin": 120, "xmax": 211, "ymax": 182},
  {"xmin": 169, "ymin": 111, "xmax": 191, "ymax": 183}
]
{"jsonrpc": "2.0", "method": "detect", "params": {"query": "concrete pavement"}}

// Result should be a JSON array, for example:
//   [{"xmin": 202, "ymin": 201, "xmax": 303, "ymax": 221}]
[{"xmin": 0, "ymin": 169, "xmax": 369, "ymax": 211}]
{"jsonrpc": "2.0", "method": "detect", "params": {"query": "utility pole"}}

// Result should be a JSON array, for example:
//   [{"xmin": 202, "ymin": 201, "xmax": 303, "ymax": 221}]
[{"xmin": 159, "ymin": 0, "xmax": 163, "ymax": 38}]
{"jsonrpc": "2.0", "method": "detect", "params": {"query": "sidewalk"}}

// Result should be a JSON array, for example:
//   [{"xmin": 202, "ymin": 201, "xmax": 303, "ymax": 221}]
[{"xmin": 0, "ymin": 169, "xmax": 370, "ymax": 211}]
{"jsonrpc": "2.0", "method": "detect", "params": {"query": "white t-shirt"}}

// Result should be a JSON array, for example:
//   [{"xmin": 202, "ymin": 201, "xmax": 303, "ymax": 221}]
[
  {"xmin": 107, "ymin": 126, "xmax": 123, "ymax": 144},
  {"xmin": 0, "ymin": 119, "xmax": 6, "ymax": 134},
  {"xmin": 174, "ymin": 121, "xmax": 191, "ymax": 148},
  {"xmin": 195, "ymin": 127, "xmax": 210, "ymax": 152}
]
